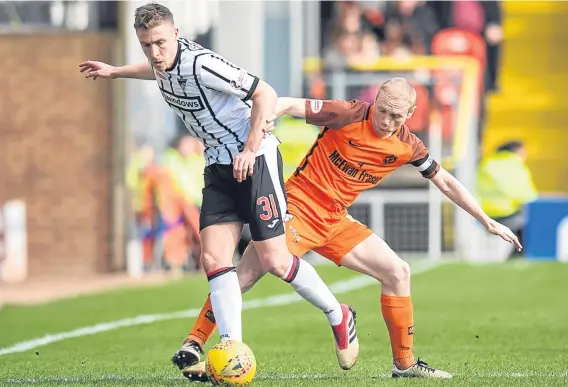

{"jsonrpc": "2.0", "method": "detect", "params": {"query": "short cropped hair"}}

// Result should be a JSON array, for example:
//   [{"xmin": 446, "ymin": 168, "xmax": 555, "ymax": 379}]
[
  {"xmin": 497, "ymin": 141, "xmax": 524, "ymax": 153},
  {"xmin": 375, "ymin": 77, "xmax": 417, "ymax": 111},
  {"xmin": 133, "ymin": 3, "xmax": 174, "ymax": 30}
]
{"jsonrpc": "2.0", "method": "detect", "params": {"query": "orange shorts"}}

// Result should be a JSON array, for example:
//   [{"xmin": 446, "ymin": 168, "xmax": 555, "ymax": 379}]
[{"xmin": 282, "ymin": 183, "xmax": 373, "ymax": 266}]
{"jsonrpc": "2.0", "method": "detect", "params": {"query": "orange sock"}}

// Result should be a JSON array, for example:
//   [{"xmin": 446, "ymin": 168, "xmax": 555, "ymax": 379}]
[
  {"xmin": 381, "ymin": 294, "xmax": 415, "ymax": 370},
  {"xmin": 185, "ymin": 294, "xmax": 217, "ymax": 348}
]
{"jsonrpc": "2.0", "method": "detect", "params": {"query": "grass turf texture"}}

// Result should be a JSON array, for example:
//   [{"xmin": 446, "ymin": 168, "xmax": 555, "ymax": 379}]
[{"xmin": 0, "ymin": 261, "xmax": 567, "ymax": 386}]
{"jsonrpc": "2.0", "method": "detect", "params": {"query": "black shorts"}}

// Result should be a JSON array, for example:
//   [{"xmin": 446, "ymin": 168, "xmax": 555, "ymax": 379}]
[{"xmin": 199, "ymin": 147, "xmax": 287, "ymax": 241}]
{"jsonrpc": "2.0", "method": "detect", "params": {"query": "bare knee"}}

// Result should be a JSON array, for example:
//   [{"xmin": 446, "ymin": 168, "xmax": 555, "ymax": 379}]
[
  {"xmin": 382, "ymin": 259, "xmax": 411, "ymax": 289},
  {"xmin": 253, "ymin": 236, "xmax": 291, "ymax": 278},
  {"xmin": 201, "ymin": 251, "xmax": 234, "ymax": 274},
  {"xmin": 200, "ymin": 251, "xmax": 218, "ymax": 274}
]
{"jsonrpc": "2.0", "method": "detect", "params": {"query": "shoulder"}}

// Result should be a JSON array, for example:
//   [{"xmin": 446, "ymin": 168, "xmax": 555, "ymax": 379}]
[
  {"xmin": 395, "ymin": 124, "xmax": 421, "ymax": 147},
  {"xmin": 178, "ymin": 38, "xmax": 209, "ymax": 54},
  {"xmin": 178, "ymin": 39, "xmax": 213, "ymax": 67}
]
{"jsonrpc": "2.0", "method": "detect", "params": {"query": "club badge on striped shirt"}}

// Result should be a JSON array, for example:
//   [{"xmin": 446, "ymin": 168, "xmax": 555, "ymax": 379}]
[{"xmin": 177, "ymin": 77, "xmax": 188, "ymax": 89}]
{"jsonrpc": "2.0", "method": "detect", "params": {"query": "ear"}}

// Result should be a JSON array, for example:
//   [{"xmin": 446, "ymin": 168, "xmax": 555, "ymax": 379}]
[
  {"xmin": 407, "ymin": 105, "xmax": 417, "ymax": 119},
  {"xmin": 174, "ymin": 27, "xmax": 179, "ymax": 39}
]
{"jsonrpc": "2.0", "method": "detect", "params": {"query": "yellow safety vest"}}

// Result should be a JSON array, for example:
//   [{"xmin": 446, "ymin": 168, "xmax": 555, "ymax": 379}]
[
  {"xmin": 476, "ymin": 152, "xmax": 537, "ymax": 218},
  {"xmin": 272, "ymin": 116, "xmax": 320, "ymax": 181},
  {"xmin": 161, "ymin": 149, "xmax": 205, "ymax": 207}
]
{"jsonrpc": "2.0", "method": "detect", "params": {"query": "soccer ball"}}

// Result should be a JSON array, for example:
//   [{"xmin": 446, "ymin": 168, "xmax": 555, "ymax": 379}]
[{"xmin": 205, "ymin": 340, "xmax": 257, "ymax": 386}]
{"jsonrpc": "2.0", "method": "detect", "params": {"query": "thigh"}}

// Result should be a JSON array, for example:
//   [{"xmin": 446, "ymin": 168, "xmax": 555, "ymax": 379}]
[
  {"xmin": 340, "ymin": 232, "xmax": 405, "ymax": 283},
  {"xmin": 244, "ymin": 148, "xmax": 287, "ymax": 242},
  {"xmin": 199, "ymin": 164, "xmax": 244, "ymax": 232},
  {"xmin": 314, "ymin": 214, "xmax": 373, "ymax": 266}
]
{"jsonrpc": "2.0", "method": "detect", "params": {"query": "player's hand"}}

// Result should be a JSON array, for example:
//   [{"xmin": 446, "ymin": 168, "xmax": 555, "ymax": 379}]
[
  {"xmin": 485, "ymin": 220, "xmax": 522, "ymax": 251},
  {"xmin": 79, "ymin": 61, "xmax": 118, "ymax": 80},
  {"xmin": 262, "ymin": 118, "xmax": 276, "ymax": 137},
  {"xmin": 233, "ymin": 150, "xmax": 256, "ymax": 183}
]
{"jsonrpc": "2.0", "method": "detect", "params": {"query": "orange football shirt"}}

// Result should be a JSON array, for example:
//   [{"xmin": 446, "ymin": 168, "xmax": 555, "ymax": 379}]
[{"xmin": 286, "ymin": 99, "xmax": 439, "ymax": 209}]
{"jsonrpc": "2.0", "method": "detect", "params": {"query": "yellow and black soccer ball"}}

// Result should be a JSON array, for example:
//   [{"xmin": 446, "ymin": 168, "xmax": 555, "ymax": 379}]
[{"xmin": 205, "ymin": 340, "xmax": 257, "ymax": 386}]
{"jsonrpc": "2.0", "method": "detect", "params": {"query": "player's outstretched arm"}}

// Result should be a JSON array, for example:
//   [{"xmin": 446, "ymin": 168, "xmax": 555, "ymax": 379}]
[
  {"xmin": 275, "ymin": 97, "xmax": 307, "ymax": 118},
  {"xmin": 430, "ymin": 167, "xmax": 522, "ymax": 251},
  {"xmin": 79, "ymin": 61, "xmax": 155, "ymax": 80}
]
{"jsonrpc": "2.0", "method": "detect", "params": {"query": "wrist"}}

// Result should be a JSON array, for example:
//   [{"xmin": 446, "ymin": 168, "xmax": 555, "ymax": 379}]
[
  {"xmin": 480, "ymin": 215, "xmax": 492, "ymax": 229},
  {"xmin": 243, "ymin": 145, "xmax": 257, "ymax": 153},
  {"xmin": 111, "ymin": 66, "xmax": 122, "ymax": 79}
]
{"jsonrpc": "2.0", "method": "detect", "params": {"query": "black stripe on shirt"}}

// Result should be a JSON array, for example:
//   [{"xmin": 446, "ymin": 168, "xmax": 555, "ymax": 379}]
[
  {"xmin": 209, "ymin": 55, "xmax": 259, "ymax": 101},
  {"xmin": 173, "ymin": 62, "xmax": 224, "ymax": 163},
  {"xmin": 193, "ymin": 53, "xmax": 244, "ymax": 148},
  {"xmin": 242, "ymin": 76, "xmax": 259, "ymax": 102}
]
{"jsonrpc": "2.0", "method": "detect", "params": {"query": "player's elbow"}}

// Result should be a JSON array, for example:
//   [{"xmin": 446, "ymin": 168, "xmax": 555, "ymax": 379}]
[{"xmin": 251, "ymin": 80, "xmax": 278, "ymax": 104}]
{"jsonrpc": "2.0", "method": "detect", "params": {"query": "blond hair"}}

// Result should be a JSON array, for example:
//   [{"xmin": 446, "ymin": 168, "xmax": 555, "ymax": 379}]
[{"xmin": 133, "ymin": 3, "xmax": 174, "ymax": 30}]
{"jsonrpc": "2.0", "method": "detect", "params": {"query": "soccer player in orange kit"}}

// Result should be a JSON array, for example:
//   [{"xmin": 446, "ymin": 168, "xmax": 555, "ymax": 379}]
[{"xmin": 173, "ymin": 78, "xmax": 521, "ymax": 379}]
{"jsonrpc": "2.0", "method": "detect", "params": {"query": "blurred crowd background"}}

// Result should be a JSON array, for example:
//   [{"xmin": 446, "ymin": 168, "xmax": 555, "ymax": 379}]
[{"xmin": 1, "ymin": 1, "xmax": 568, "ymax": 284}]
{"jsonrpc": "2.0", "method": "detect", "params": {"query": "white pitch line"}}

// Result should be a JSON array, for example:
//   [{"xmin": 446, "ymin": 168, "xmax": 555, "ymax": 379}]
[
  {"xmin": 3, "ymin": 371, "xmax": 568, "ymax": 384},
  {"xmin": 0, "ymin": 261, "xmax": 442, "ymax": 357}
]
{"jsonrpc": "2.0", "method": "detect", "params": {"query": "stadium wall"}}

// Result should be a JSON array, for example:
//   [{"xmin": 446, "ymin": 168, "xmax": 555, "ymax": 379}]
[{"xmin": 0, "ymin": 33, "xmax": 116, "ymax": 278}]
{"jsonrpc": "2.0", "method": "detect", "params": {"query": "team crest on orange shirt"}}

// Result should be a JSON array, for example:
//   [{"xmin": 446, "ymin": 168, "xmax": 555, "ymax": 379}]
[{"xmin": 383, "ymin": 154, "xmax": 398, "ymax": 165}]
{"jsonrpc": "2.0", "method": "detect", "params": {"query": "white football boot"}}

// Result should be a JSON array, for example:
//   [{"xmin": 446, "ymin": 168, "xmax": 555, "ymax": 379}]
[
  {"xmin": 331, "ymin": 304, "xmax": 359, "ymax": 370},
  {"xmin": 392, "ymin": 358, "xmax": 453, "ymax": 378}
]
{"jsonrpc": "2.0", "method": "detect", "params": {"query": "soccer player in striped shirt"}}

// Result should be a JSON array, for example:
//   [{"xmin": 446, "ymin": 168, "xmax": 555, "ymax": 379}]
[{"xmin": 79, "ymin": 2, "xmax": 359, "ymax": 371}]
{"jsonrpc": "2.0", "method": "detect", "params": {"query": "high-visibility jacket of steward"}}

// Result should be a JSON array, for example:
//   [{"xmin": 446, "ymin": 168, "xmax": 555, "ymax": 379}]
[
  {"xmin": 272, "ymin": 116, "xmax": 319, "ymax": 182},
  {"xmin": 476, "ymin": 151, "xmax": 538, "ymax": 218},
  {"xmin": 161, "ymin": 148, "xmax": 205, "ymax": 208}
]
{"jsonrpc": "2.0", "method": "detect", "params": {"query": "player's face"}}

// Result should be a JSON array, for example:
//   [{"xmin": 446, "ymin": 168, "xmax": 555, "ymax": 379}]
[
  {"xmin": 136, "ymin": 22, "xmax": 179, "ymax": 71},
  {"xmin": 372, "ymin": 93, "xmax": 416, "ymax": 137}
]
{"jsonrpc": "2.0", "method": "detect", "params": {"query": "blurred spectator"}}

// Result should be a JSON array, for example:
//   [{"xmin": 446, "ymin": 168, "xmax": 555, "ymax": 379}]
[
  {"xmin": 126, "ymin": 143, "xmax": 161, "ymax": 267},
  {"xmin": 321, "ymin": 1, "xmax": 438, "ymax": 66},
  {"xmin": 427, "ymin": 1, "xmax": 503, "ymax": 92},
  {"xmin": 476, "ymin": 141, "xmax": 537, "ymax": 258},
  {"xmin": 159, "ymin": 135, "xmax": 204, "ymax": 275},
  {"xmin": 323, "ymin": 1, "xmax": 382, "ymax": 68},
  {"xmin": 382, "ymin": 1, "xmax": 439, "ymax": 57},
  {"xmin": 272, "ymin": 116, "xmax": 320, "ymax": 181}
]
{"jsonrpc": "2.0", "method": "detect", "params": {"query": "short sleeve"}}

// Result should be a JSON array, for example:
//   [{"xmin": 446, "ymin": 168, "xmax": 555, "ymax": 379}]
[
  {"xmin": 305, "ymin": 99, "xmax": 369, "ymax": 130},
  {"xmin": 407, "ymin": 133, "xmax": 440, "ymax": 179},
  {"xmin": 196, "ymin": 54, "xmax": 260, "ymax": 101}
]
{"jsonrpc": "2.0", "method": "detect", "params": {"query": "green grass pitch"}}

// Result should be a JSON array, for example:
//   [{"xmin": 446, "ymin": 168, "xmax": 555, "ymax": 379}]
[{"xmin": 0, "ymin": 260, "xmax": 567, "ymax": 386}]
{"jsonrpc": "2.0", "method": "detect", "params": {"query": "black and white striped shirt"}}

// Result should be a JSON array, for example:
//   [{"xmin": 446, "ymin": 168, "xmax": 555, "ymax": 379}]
[{"xmin": 153, "ymin": 38, "xmax": 279, "ymax": 165}]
